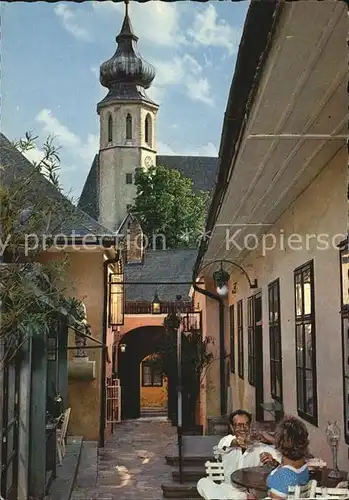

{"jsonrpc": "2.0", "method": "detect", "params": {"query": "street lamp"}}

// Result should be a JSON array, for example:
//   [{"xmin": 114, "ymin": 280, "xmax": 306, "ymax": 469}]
[
  {"xmin": 211, "ymin": 260, "xmax": 258, "ymax": 297},
  {"xmin": 213, "ymin": 263, "xmax": 230, "ymax": 296},
  {"xmin": 151, "ymin": 291, "xmax": 161, "ymax": 314}
]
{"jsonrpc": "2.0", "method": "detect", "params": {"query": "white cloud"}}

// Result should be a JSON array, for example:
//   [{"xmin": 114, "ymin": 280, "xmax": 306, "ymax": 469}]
[
  {"xmin": 186, "ymin": 77, "xmax": 213, "ymax": 107},
  {"xmin": 35, "ymin": 109, "xmax": 98, "ymax": 166},
  {"xmin": 154, "ymin": 54, "xmax": 213, "ymax": 106},
  {"xmin": 92, "ymin": 0, "xmax": 185, "ymax": 46},
  {"xmin": 22, "ymin": 140, "xmax": 79, "ymax": 190},
  {"xmin": 36, "ymin": 109, "xmax": 80, "ymax": 148},
  {"xmin": 193, "ymin": 142, "xmax": 218, "ymax": 157},
  {"xmin": 188, "ymin": 4, "xmax": 241, "ymax": 55},
  {"xmin": 158, "ymin": 141, "xmax": 218, "ymax": 157},
  {"xmin": 54, "ymin": 4, "xmax": 91, "ymax": 41},
  {"xmin": 80, "ymin": 134, "xmax": 99, "ymax": 163},
  {"xmin": 23, "ymin": 145, "xmax": 45, "ymax": 165}
]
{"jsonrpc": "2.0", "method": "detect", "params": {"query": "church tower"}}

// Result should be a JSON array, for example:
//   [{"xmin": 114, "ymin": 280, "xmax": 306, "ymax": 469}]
[{"xmin": 97, "ymin": 0, "xmax": 158, "ymax": 231}]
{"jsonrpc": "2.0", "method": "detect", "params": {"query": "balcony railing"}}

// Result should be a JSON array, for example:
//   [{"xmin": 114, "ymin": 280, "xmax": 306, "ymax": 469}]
[{"xmin": 125, "ymin": 300, "xmax": 195, "ymax": 314}]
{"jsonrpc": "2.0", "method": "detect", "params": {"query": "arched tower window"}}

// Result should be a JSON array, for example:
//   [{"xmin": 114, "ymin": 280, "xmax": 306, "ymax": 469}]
[
  {"xmin": 108, "ymin": 114, "xmax": 113, "ymax": 143},
  {"xmin": 126, "ymin": 113, "xmax": 132, "ymax": 141},
  {"xmin": 145, "ymin": 114, "xmax": 152, "ymax": 147}
]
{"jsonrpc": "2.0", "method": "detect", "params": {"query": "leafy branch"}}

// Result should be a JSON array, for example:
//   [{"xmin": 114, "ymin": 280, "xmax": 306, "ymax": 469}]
[
  {"xmin": 0, "ymin": 133, "xmax": 85, "ymax": 365},
  {"xmin": 13, "ymin": 131, "xmax": 62, "ymax": 192}
]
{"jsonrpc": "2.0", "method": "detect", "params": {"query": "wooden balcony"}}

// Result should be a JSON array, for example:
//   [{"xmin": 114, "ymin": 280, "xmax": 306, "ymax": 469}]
[{"xmin": 125, "ymin": 300, "xmax": 195, "ymax": 315}]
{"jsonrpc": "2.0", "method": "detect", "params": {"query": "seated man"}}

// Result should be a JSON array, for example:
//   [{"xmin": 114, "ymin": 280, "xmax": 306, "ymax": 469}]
[{"xmin": 197, "ymin": 410, "xmax": 281, "ymax": 500}]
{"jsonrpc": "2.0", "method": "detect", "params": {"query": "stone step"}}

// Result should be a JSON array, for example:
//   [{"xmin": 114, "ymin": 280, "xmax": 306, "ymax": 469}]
[
  {"xmin": 141, "ymin": 411, "xmax": 168, "ymax": 415},
  {"xmin": 141, "ymin": 407, "xmax": 168, "ymax": 411},
  {"xmin": 162, "ymin": 482, "xmax": 201, "ymax": 498},
  {"xmin": 172, "ymin": 467, "xmax": 204, "ymax": 483},
  {"xmin": 141, "ymin": 408, "xmax": 168, "ymax": 417},
  {"xmin": 45, "ymin": 436, "xmax": 83, "ymax": 500}
]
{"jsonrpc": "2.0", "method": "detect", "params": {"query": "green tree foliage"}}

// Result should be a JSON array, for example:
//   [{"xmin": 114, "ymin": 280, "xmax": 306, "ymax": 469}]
[{"xmin": 132, "ymin": 165, "xmax": 210, "ymax": 248}]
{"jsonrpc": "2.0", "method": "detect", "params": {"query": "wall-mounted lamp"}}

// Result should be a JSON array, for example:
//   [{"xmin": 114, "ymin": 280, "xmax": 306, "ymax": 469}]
[
  {"xmin": 151, "ymin": 291, "xmax": 161, "ymax": 314},
  {"xmin": 213, "ymin": 263, "xmax": 230, "ymax": 297},
  {"xmin": 119, "ymin": 343, "xmax": 126, "ymax": 353},
  {"xmin": 211, "ymin": 260, "xmax": 258, "ymax": 298}
]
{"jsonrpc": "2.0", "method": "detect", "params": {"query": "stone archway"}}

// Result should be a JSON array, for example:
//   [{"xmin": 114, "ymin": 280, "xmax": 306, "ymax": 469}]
[{"xmin": 117, "ymin": 325, "xmax": 176, "ymax": 420}]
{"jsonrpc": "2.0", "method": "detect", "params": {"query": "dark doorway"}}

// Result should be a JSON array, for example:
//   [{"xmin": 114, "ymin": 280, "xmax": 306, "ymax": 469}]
[
  {"xmin": 118, "ymin": 326, "xmax": 176, "ymax": 420},
  {"xmin": 254, "ymin": 293, "xmax": 264, "ymax": 421}
]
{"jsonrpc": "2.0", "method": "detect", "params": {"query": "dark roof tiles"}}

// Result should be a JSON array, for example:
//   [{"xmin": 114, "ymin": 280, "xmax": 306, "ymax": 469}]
[
  {"xmin": 156, "ymin": 155, "xmax": 218, "ymax": 194},
  {"xmin": 125, "ymin": 249, "xmax": 197, "ymax": 301}
]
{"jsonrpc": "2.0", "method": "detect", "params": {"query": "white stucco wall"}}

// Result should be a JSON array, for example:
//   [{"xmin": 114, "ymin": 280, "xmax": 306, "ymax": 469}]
[{"xmin": 224, "ymin": 147, "xmax": 347, "ymax": 467}]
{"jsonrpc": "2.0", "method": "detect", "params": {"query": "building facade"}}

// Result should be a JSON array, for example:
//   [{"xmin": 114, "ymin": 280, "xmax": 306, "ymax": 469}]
[{"xmin": 194, "ymin": 0, "xmax": 348, "ymax": 467}]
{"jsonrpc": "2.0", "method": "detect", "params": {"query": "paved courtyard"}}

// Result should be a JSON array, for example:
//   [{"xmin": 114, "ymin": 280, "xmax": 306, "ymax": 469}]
[{"xmin": 71, "ymin": 418, "xmax": 176, "ymax": 500}]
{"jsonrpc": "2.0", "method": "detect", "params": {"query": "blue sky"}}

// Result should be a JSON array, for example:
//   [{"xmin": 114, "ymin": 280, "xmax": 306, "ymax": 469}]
[{"xmin": 2, "ymin": 0, "xmax": 248, "ymax": 200}]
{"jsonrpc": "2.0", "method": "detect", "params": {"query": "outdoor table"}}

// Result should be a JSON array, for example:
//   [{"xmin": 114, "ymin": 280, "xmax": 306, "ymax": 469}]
[
  {"xmin": 231, "ymin": 466, "xmax": 348, "ymax": 493},
  {"xmin": 231, "ymin": 466, "xmax": 274, "ymax": 492}
]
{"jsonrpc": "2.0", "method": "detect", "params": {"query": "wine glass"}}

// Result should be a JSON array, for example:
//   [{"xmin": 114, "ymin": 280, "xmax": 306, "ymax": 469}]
[{"xmin": 249, "ymin": 424, "xmax": 261, "ymax": 444}]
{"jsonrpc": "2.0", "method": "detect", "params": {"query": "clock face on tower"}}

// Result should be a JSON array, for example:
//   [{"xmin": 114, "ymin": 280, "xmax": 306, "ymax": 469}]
[{"xmin": 144, "ymin": 156, "xmax": 153, "ymax": 168}]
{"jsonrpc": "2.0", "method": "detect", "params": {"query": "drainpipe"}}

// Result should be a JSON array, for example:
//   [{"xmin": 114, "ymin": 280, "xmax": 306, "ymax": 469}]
[
  {"xmin": 99, "ymin": 250, "xmax": 120, "ymax": 448},
  {"xmin": 192, "ymin": 278, "xmax": 226, "ymax": 417}
]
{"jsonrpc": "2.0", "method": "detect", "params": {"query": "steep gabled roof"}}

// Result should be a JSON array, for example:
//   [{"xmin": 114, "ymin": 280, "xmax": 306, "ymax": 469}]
[
  {"xmin": 125, "ymin": 249, "xmax": 197, "ymax": 301},
  {"xmin": 0, "ymin": 133, "xmax": 114, "ymax": 239}
]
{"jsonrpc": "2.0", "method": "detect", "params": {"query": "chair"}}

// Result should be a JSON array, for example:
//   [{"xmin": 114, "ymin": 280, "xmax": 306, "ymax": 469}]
[
  {"xmin": 204, "ymin": 461, "xmax": 225, "ymax": 483},
  {"xmin": 315, "ymin": 486, "xmax": 349, "ymax": 498},
  {"xmin": 287, "ymin": 479, "xmax": 317, "ymax": 498},
  {"xmin": 56, "ymin": 407, "xmax": 71, "ymax": 465}
]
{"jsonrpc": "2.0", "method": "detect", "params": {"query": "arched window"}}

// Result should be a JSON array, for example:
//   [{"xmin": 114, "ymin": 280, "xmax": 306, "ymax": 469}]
[
  {"xmin": 145, "ymin": 114, "xmax": 152, "ymax": 147},
  {"xmin": 126, "ymin": 113, "xmax": 132, "ymax": 141},
  {"xmin": 107, "ymin": 114, "xmax": 113, "ymax": 143}
]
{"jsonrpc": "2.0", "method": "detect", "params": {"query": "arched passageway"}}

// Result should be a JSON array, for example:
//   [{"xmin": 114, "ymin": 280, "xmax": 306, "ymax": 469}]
[{"xmin": 118, "ymin": 326, "xmax": 176, "ymax": 420}]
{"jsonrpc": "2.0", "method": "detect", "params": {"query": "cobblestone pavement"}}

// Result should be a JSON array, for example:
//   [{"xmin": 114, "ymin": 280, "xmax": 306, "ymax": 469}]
[{"xmin": 71, "ymin": 418, "xmax": 176, "ymax": 500}]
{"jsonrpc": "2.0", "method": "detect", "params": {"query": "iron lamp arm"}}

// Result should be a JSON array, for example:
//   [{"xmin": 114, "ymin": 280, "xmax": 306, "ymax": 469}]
[{"xmin": 194, "ymin": 259, "xmax": 258, "ymax": 290}]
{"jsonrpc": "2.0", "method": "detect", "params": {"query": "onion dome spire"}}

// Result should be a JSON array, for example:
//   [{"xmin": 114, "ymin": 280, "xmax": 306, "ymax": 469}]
[{"xmin": 99, "ymin": 0, "xmax": 156, "ymax": 102}]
